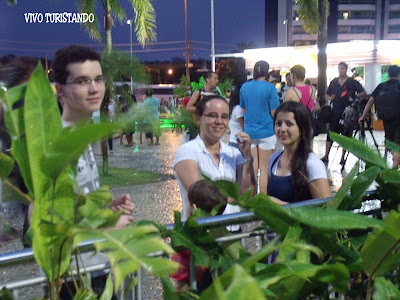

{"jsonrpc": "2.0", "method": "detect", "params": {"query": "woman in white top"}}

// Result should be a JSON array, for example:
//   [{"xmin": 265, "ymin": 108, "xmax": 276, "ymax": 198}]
[
  {"xmin": 267, "ymin": 101, "xmax": 331, "ymax": 205},
  {"xmin": 173, "ymin": 96, "xmax": 255, "ymax": 224}
]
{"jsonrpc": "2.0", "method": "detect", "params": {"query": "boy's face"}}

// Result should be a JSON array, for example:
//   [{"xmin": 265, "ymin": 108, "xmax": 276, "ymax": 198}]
[{"xmin": 57, "ymin": 60, "xmax": 105, "ymax": 120}]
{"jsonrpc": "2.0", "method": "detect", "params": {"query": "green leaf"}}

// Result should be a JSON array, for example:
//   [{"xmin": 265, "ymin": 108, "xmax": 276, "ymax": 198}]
[
  {"xmin": 203, "ymin": 176, "xmax": 240, "ymax": 201},
  {"xmin": 99, "ymin": 273, "xmax": 113, "ymax": 300},
  {"xmin": 347, "ymin": 166, "xmax": 381, "ymax": 210},
  {"xmin": 361, "ymin": 210, "xmax": 400, "ymax": 277},
  {"xmin": 385, "ymin": 139, "xmax": 400, "ymax": 155},
  {"xmin": 170, "ymin": 216, "xmax": 218, "ymax": 267},
  {"xmin": 200, "ymin": 264, "xmax": 266, "ymax": 300},
  {"xmin": 329, "ymin": 132, "xmax": 388, "ymax": 169},
  {"xmin": 287, "ymin": 207, "xmax": 385, "ymax": 230},
  {"xmin": 0, "ymin": 153, "xmax": 14, "ymax": 178},
  {"xmin": 40, "ymin": 122, "xmax": 119, "ymax": 178},
  {"xmin": 3, "ymin": 83, "xmax": 33, "ymax": 195},
  {"xmin": 381, "ymin": 168, "xmax": 400, "ymax": 184},
  {"xmin": 327, "ymin": 162, "xmax": 358, "ymax": 209},
  {"xmin": 240, "ymin": 193, "xmax": 296, "ymax": 235},
  {"xmin": 72, "ymin": 224, "xmax": 178, "ymax": 290},
  {"xmin": 373, "ymin": 277, "xmax": 400, "ymax": 300}
]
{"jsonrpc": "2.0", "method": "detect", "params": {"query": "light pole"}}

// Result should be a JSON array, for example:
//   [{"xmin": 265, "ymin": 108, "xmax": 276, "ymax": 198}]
[
  {"xmin": 127, "ymin": 19, "xmax": 133, "ymax": 92},
  {"xmin": 283, "ymin": 19, "xmax": 288, "ymax": 47},
  {"xmin": 184, "ymin": 0, "xmax": 190, "ymax": 80},
  {"xmin": 211, "ymin": 0, "xmax": 215, "ymax": 72}
]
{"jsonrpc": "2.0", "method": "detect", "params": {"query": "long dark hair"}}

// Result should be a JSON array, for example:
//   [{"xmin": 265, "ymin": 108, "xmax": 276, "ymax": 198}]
[
  {"xmin": 228, "ymin": 85, "xmax": 242, "ymax": 114},
  {"xmin": 274, "ymin": 101, "xmax": 313, "ymax": 201}
]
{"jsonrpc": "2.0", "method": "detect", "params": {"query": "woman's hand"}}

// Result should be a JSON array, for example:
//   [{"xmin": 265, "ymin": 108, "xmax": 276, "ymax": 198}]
[{"xmin": 236, "ymin": 132, "xmax": 251, "ymax": 158}]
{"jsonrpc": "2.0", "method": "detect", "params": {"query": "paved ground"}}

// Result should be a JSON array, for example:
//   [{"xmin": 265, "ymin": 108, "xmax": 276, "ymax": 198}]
[{"xmin": 0, "ymin": 128, "xmax": 389, "ymax": 299}]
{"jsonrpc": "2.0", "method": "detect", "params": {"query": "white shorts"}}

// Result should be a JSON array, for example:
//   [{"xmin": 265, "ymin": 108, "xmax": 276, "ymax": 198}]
[{"xmin": 251, "ymin": 135, "xmax": 277, "ymax": 150}]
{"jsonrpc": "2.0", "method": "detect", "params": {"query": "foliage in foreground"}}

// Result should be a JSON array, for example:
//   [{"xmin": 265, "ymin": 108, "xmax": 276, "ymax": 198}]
[
  {"xmin": 1, "ymin": 64, "xmax": 400, "ymax": 299},
  {"xmin": 163, "ymin": 132, "xmax": 400, "ymax": 300},
  {"xmin": 0, "ymin": 64, "xmax": 178, "ymax": 299}
]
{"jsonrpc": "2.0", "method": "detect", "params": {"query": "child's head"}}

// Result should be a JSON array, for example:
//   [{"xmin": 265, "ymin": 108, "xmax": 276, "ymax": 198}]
[{"xmin": 188, "ymin": 180, "xmax": 227, "ymax": 215}]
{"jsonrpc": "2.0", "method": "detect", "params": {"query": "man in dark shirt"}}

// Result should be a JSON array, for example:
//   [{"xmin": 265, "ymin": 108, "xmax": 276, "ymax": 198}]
[
  {"xmin": 321, "ymin": 62, "xmax": 366, "ymax": 164},
  {"xmin": 359, "ymin": 65, "xmax": 400, "ymax": 168}
]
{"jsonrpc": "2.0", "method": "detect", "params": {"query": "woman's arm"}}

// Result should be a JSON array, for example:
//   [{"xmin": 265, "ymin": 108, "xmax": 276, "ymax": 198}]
[
  {"xmin": 235, "ymin": 132, "xmax": 256, "ymax": 194},
  {"xmin": 185, "ymin": 90, "xmax": 201, "ymax": 113},
  {"xmin": 308, "ymin": 178, "xmax": 331, "ymax": 199}
]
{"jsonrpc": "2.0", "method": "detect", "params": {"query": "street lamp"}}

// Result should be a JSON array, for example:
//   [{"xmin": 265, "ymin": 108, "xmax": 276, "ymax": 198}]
[
  {"xmin": 127, "ymin": 19, "xmax": 133, "ymax": 92},
  {"xmin": 211, "ymin": 0, "xmax": 215, "ymax": 72}
]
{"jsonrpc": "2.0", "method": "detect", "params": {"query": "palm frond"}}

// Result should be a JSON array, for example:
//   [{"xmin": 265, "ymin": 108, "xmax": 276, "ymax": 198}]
[
  {"xmin": 131, "ymin": 0, "xmax": 157, "ymax": 46},
  {"xmin": 76, "ymin": 0, "xmax": 102, "ymax": 41},
  {"xmin": 109, "ymin": 0, "xmax": 126, "ymax": 23}
]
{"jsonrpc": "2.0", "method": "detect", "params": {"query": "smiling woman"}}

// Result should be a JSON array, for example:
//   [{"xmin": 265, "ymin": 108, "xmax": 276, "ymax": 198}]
[
  {"xmin": 172, "ymin": 96, "xmax": 255, "ymax": 227},
  {"xmin": 267, "ymin": 101, "xmax": 331, "ymax": 205}
]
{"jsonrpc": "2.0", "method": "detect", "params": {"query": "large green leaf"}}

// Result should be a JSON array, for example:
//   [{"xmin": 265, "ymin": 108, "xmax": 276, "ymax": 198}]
[
  {"xmin": 240, "ymin": 193, "xmax": 297, "ymax": 235},
  {"xmin": 347, "ymin": 166, "xmax": 381, "ymax": 210},
  {"xmin": 327, "ymin": 162, "xmax": 358, "ymax": 209},
  {"xmin": 361, "ymin": 210, "xmax": 400, "ymax": 277},
  {"xmin": 330, "ymin": 132, "xmax": 388, "ymax": 169},
  {"xmin": 203, "ymin": 175, "xmax": 241, "ymax": 201},
  {"xmin": 385, "ymin": 139, "xmax": 400, "ymax": 155},
  {"xmin": 2, "ymin": 83, "xmax": 33, "ymax": 194},
  {"xmin": 0, "ymin": 153, "xmax": 14, "ymax": 178},
  {"xmin": 200, "ymin": 264, "xmax": 267, "ymax": 300},
  {"xmin": 40, "ymin": 122, "xmax": 119, "ymax": 178},
  {"xmin": 72, "ymin": 224, "xmax": 178, "ymax": 290},
  {"xmin": 170, "ymin": 216, "xmax": 219, "ymax": 267},
  {"xmin": 373, "ymin": 277, "xmax": 400, "ymax": 300},
  {"xmin": 287, "ymin": 207, "xmax": 385, "ymax": 230}
]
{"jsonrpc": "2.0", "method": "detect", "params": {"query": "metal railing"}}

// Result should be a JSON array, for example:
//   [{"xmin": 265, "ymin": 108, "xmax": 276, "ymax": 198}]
[{"xmin": 0, "ymin": 193, "xmax": 381, "ymax": 299}]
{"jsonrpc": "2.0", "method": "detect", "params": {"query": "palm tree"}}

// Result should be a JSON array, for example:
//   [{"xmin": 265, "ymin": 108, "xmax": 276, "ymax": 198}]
[
  {"xmin": 75, "ymin": 0, "xmax": 156, "ymax": 173},
  {"xmin": 296, "ymin": 0, "xmax": 329, "ymax": 105},
  {"xmin": 76, "ymin": 0, "xmax": 156, "ymax": 52}
]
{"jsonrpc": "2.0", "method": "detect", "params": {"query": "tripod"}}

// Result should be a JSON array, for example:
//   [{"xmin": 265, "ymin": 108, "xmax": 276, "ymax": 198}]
[{"xmin": 341, "ymin": 107, "xmax": 380, "ymax": 172}]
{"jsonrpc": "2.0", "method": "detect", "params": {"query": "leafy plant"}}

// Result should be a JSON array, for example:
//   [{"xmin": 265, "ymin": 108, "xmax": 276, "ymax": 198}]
[
  {"xmin": 0, "ymin": 64, "xmax": 177, "ymax": 299},
  {"xmin": 164, "ymin": 132, "xmax": 400, "ymax": 299}
]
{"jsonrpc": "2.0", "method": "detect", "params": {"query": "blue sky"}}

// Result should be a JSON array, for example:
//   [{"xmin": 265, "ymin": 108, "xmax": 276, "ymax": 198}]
[{"xmin": 0, "ymin": 0, "xmax": 265, "ymax": 61}]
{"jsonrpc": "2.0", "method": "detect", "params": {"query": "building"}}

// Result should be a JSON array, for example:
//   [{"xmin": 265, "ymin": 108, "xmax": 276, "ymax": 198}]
[{"xmin": 266, "ymin": 0, "xmax": 400, "ymax": 47}]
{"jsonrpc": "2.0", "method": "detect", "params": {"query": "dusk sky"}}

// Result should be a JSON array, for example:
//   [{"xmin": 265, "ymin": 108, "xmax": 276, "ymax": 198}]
[{"xmin": 0, "ymin": 0, "xmax": 265, "ymax": 62}]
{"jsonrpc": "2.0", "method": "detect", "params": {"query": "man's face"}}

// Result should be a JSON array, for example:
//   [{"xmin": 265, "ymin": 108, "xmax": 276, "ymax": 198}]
[
  {"xmin": 338, "ymin": 64, "xmax": 348, "ymax": 77},
  {"xmin": 57, "ymin": 60, "xmax": 105, "ymax": 120},
  {"xmin": 207, "ymin": 73, "xmax": 219, "ymax": 88}
]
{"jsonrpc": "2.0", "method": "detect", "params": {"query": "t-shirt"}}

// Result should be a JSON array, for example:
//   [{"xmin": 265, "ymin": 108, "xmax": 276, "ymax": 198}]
[
  {"xmin": 229, "ymin": 105, "xmax": 244, "ymax": 143},
  {"xmin": 371, "ymin": 79, "xmax": 400, "ymax": 99},
  {"xmin": 143, "ymin": 97, "xmax": 160, "ymax": 123},
  {"xmin": 240, "ymin": 80, "xmax": 280, "ymax": 139},
  {"xmin": 268, "ymin": 151, "xmax": 327, "ymax": 180},
  {"xmin": 326, "ymin": 77, "xmax": 364, "ymax": 116},
  {"xmin": 172, "ymin": 135, "xmax": 243, "ymax": 231}
]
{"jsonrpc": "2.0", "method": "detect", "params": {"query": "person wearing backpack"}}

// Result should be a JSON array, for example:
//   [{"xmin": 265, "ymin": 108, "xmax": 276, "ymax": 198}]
[
  {"xmin": 321, "ymin": 62, "xmax": 366, "ymax": 165},
  {"xmin": 359, "ymin": 65, "xmax": 400, "ymax": 168}
]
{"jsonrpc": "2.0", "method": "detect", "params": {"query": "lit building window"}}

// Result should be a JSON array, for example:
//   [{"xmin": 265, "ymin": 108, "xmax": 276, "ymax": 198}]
[{"xmin": 343, "ymin": 12, "xmax": 349, "ymax": 20}]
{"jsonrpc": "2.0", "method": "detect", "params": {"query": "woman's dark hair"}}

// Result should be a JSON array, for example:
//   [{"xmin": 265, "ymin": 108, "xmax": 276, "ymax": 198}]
[
  {"xmin": 228, "ymin": 84, "xmax": 242, "ymax": 114},
  {"xmin": 274, "ymin": 101, "xmax": 313, "ymax": 201},
  {"xmin": 195, "ymin": 95, "xmax": 228, "ymax": 118}
]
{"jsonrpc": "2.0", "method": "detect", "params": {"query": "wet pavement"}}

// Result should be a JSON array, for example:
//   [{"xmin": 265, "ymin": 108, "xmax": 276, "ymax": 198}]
[{"xmin": 0, "ymin": 128, "xmax": 389, "ymax": 299}]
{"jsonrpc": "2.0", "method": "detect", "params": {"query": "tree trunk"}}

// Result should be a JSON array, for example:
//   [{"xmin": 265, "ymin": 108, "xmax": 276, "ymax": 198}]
[
  {"xmin": 102, "ymin": 0, "xmax": 113, "ymax": 175},
  {"xmin": 317, "ymin": 0, "xmax": 328, "ymax": 106}
]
